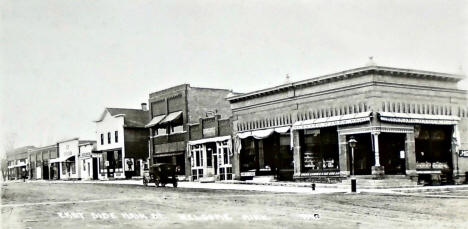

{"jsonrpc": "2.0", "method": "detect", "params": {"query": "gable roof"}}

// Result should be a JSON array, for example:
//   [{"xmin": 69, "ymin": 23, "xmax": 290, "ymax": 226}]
[{"xmin": 95, "ymin": 108, "xmax": 150, "ymax": 128}]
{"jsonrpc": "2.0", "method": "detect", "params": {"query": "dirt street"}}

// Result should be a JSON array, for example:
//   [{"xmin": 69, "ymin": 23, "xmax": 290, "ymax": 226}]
[{"xmin": 1, "ymin": 182, "xmax": 467, "ymax": 229}]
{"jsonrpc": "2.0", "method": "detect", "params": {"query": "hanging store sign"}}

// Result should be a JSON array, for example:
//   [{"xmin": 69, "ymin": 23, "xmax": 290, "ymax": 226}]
[
  {"xmin": 299, "ymin": 171, "xmax": 340, "ymax": 176},
  {"xmin": 241, "ymin": 172, "xmax": 255, "ymax": 177},
  {"xmin": 459, "ymin": 150, "xmax": 468, "ymax": 157}
]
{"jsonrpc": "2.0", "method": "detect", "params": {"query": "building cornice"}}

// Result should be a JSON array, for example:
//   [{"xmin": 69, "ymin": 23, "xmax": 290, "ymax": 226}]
[{"xmin": 227, "ymin": 66, "xmax": 465, "ymax": 103}]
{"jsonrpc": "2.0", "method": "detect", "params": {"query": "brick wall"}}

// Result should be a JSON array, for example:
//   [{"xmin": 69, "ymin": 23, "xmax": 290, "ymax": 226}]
[
  {"xmin": 124, "ymin": 128, "xmax": 149, "ymax": 160},
  {"xmin": 187, "ymin": 87, "xmax": 232, "ymax": 123}
]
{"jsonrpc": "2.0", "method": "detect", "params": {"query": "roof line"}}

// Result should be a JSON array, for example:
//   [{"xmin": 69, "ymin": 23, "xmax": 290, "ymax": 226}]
[
  {"xmin": 227, "ymin": 66, "xmax": 465, "ymax": 102},
  {"xmin": 57, "ymin": 137, "xmax": 80, "ymax": 144}
]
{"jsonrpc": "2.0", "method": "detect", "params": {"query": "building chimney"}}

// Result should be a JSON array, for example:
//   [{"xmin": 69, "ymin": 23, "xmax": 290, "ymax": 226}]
[{"xmin": 141, "ymin": 103, "xmax": 148, "ymax": 111}]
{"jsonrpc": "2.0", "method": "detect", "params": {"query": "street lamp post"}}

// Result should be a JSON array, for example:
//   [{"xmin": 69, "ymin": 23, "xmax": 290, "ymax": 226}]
[
  {"xmin": 348, "ymin": 136, "xmax": 357, "ymax": 176},
  {"xmin": 348, "ymin": 136, "xmax": 358, "ymax": 193}
]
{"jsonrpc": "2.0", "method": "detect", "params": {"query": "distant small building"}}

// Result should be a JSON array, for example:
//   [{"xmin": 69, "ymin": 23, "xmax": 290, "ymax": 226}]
[
  {"xmin": 78, "ymin": 141, "xmax": 98, "ymax": 180},
  {"xmin": 51, "ymin": 138, "xmax": 96, "ymax": 180},
  {"xmin": 28, "ymin": 144, "xmax": 58, "ymax": 180},
  {"xmin": 6, "ymin": 146, "xmax": 36, "ymax": 180},
  {"xmin": 94, "ymin": 104, "xmax": 150, "ymax": 179}
]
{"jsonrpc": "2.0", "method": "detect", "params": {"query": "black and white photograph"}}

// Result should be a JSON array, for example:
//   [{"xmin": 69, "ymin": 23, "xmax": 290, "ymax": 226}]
[{"xmin": 1, "ymin": 1, "xmax": 468, "ymax": 229}]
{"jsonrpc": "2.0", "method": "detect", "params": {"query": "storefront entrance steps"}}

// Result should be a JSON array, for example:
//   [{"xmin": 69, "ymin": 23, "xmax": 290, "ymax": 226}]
[
  {"xmin": 251, "ymin": 176, "xmax": 275, "ymax": 183},
  {"xmin": 199, "ymin": 177, "xmax": 216, "ymax": 183},
  {"xmin": 218, "ymin": 180, "xmax": 349, "ymax": 189},
  {"xmin": 341, "ymin": 177, "xmax": 421, "ymax": 189},
  {"xmin": 391, "ymin": 185, "xmax": 468, "ymax": 193}
]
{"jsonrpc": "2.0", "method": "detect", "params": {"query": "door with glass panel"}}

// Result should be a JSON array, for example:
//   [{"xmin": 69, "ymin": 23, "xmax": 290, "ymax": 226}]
[
  {"xmin": 191, "ymin": 145, "xmax": 205, "ymax": 181},
  {"xmin": 216, "ymin": 141, "xmax": 233, "ymax": 180}
]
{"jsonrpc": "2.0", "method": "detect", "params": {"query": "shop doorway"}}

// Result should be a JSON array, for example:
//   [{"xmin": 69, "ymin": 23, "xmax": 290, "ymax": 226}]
[
  {"xmin": 92, "ymin": 158, "xmax": 98, "ymax": 180},
  {"xmin": 349, "ymin": 134, "xmax": 374, "ymax": 175},
  {"xmin": 43, "ymin": 165, "xmax": 49, "ymax": 180},
  {"xmin": 262, "ymin": 135, "xmax": 279, "ymax": 176},
  {"xmin": 380, "ymin": 133, "xmax": 406, "ymax": 175}
]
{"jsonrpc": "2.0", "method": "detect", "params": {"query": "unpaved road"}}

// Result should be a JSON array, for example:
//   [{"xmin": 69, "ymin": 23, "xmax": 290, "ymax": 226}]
[{"xmin": 1, "ymin": 182, "xmax": 467, "ymax": 229}]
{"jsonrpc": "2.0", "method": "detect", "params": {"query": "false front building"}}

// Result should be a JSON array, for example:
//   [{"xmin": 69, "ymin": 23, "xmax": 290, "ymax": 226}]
[
  {"xmin": 6, "ymin": 146, "xmax": 36, "ymax": 180},
  {"xmin": 146, "ymin": 84, "xmax": 232, "ymax": 179},
  {"xmin": 94, "ymin": 104, "xmax": 150, "ymax": 179},
  {"xmin": 28, "ymin": 145, "xmax": 58, "ymax": 180},
  {"xmin": 228, "ymin": 64, "xmax": 468, "ymax": 184}
]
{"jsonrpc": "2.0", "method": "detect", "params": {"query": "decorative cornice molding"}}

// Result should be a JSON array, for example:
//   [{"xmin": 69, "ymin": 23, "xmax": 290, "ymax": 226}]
[
  {"xmin": 338, "ymin": 126, "xmax": 414, "ymax": 135},
  {"xmin": 228, "ymin": 66, "xmax": 464, "ymax": 103}
]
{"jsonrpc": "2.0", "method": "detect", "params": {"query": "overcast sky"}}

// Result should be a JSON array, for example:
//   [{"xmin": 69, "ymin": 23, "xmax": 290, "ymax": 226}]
[{"xmin": 1, "ymin": 0, "xmax": 467, "ymax": 152}]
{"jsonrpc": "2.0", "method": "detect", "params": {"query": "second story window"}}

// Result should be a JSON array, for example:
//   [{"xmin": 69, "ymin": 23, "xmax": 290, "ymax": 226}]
[
  {"xmin": 101, "ymin": 134, "xmax": 104, "ymax": 145},
  {"xmin": 170, "ymin": 124, "xmax": 183, "ymax": 134},
  {"xmin": 115, "ymin": 131, "xmax": 118, "ymax": 143},
  {"xmin": 108, "ymin": 132, "xmax": 111, "ymax": 144},
  {"xmin": 156, "ymin": 127, "xmax": 167, "ymax": 136}
]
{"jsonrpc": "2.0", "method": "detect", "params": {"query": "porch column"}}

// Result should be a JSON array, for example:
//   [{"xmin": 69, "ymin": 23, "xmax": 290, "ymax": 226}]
[
  {"xmin": 338, "ymin": 134, "xmax": 349, "ymax": 177},
  {"xmin": 293, "ymin": 130, "xmax": 301, "ymax": 174},
  {"xmin": 371, "ymin": 132, "xmax": 384, "ymax": 178},
  {"xmin": 405, "ymin": 132, "xmax": 417, "ymax": 180},
  {"xmin": 372, "ymin": 132, "xmax": 381, "ymax": 166}
]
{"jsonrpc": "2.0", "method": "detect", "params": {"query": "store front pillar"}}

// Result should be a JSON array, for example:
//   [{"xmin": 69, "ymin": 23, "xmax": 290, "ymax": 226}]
[
  {"xmin": 371, "ymin": 132, "xmax": 385, "ymax": 178},
  {"xmin": 293, "ymin": 130, "xmax": 301, "ymax": 174},
  {"xmin": 405, "ymin": 132, "xmax": 417, "ymax": 180},
  {"xmin": 339, "ymin": 135, "xmax": 350, "ymax": 177}
]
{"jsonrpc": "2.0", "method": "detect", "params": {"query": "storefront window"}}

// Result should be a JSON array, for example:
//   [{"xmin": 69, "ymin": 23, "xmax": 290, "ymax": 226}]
[
  {"xmin": 71, "ymin": 162, "xmax": 76, "ymax": 174},
  {"xmin": 191, "ymin": 145, "xmax": 204, "ymax": 167},
  {"xmin": 279, "ymin": 134, "xmax": 293, "ymax": 169},
  {"xmin": 115, "ymin": 151, "xmax": 122, "ymax": 169},
  {"xmin": 241, "ymin": 138, "xmax": 256, "ymax": 171},
  {"xmin": 301, "ymin": 127, "xmax": 339, "ymax": 171},
  {"xmin": 223, "ymin": 146, "xmax": 230, "ymax": 165},
  {"xmin": 415, "ymin": 125, "xmax": 452, "ymax": 169}
]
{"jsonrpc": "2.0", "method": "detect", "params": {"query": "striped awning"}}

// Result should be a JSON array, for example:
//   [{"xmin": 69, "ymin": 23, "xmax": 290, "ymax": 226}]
[
  {"xmin": 292, "ymin": 111, "xmax": 372, "ymax": 130},
  {"xmin": 378, "ymin": 112, "xmax": 460, "ymax": 125},
  {"xmin": 236, "ymin": 126, "xmax": 291, "ymax": 139}
]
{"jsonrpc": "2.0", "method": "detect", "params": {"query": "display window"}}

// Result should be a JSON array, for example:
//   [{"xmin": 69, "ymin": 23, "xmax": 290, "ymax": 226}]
[
  {"xmin": 415, "ymin": 125, "xmax": 452, "ymax": 169},
  {"xmin": 301, "ymin": 127, "xmax": 339, "ymax": 171}
]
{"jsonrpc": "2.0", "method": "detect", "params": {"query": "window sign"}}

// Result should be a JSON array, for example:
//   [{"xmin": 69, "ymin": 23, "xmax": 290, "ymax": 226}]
[
  {"xmin": 459, "ymin": 150, "xmax": 468, "ymax": 157},
  {"xmin": 125, "ymin": 158, "xmax": 134, "ymax": 171},
  {"xmin": 400, "ymin": 151, "xmax": 405, "ymax": 159}
]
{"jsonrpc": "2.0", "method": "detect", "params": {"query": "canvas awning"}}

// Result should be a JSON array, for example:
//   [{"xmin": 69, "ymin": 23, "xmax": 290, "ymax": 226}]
[
  {"xmin": 145, "ymin": 114, "xmax": 166, "ymax": 128},
  {"xmin": 7, "ymin": 164, "xmax": 27, "ymax": 169},
  {"xmin": 188, "ymin": 135, "xmax": 231, "ymax": 146},
  {"xmin": 378, "ymin": 112, "xmax": 460, "ymax": 125},
  {"xmin": 236, "ymin": 126, "xmax": 291, "ymax": 139},
  {"xmin": 159, "ymin": 111, "xmax": 183, "ymax": 124},
  {"xmin": 292, "ymin": 111, "xmax": 372, "ymax": 130},
  {"xmin": 49, "ymin": 155, "xmax": 75, "ymax": 164},
  {"xmin": 153, "ymin": 151, "xmax": 184, "ymax": 157}
]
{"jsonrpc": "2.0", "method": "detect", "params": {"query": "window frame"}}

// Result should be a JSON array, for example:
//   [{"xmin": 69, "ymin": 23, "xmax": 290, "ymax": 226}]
[{"xmin": 115, "ymin": 131, "xmax": 118, "ymax": 143}]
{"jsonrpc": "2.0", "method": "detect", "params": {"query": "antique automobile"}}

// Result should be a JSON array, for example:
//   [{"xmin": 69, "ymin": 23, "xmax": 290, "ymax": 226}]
[{"xmin": 143, "ymin": 163, "xmax": 179, "ymax": 187}]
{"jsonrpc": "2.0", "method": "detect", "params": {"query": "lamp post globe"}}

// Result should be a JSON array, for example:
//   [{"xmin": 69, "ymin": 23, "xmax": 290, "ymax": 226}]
[{"xmin": 348, "ymin": 136, "xmax": 357, "ymax": 176}]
